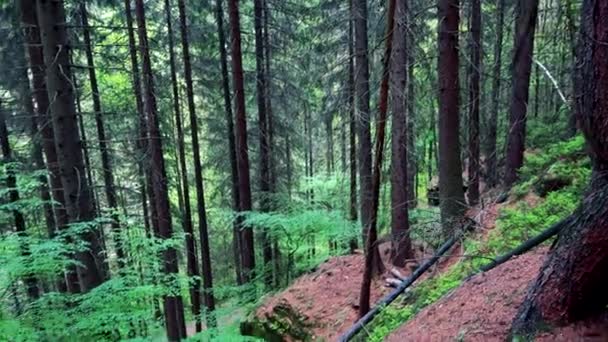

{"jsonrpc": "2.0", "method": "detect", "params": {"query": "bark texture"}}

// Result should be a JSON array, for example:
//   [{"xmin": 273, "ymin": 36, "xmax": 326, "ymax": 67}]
[
  {"xmin": 390, "ymin": 0, "xmax": 413, "ymax": 267},
  {"xmin": 36, "ymin": 0, "xmax": 104, "ymax": 292},
  {"xmin": 504, "ymin": 0, "xmax": 539, "ymax": 187},
  {"xmin": 437, "ymin": 0, "xmax": 466, "ymax": 234},
  {"xmin": 228, "ymin": 0, "xmax": 256, "ymax": 281},
  {"xmin": 511, "ymin": 0, "xmax": 608, "ymax": 337},
  {"xmin": 467, "ymin": 0, "xmax": 481, "ymax": 205}
]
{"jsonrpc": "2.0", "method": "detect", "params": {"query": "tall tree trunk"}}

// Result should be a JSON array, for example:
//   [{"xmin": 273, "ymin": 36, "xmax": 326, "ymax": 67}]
[
  {"xmin": 564, "ymin": 0, "xmax": 578, "ymax": 138},
  {"xmin": 504, "ymin": 0, "xmax": 539, "ymax": 187},
  {"xmin": 176, "ymin": 0, "xmax": 217, "ymax": 327},
  {"xmin": 353, "ymin": 0, "xmax": 373, "ymax": 245},
  {"xmin": 133, "ymin": 0, "xmax": 187, "ymax": 338},
  {"xmin": 486, "ymin": 0, "xmax": 505, "ymax": 189},
  {"xmin": 0, "ymin": 108, "xmax": 40, "ymax": 300},
  {"xmin": 227, "ymin": 0, "xmax": 256, "ymax": 282},
  {"xmin": 438, "ymin": 0, "xmax": 466, "ymax": 235},
  {"xmin": 390, "ymin": 0, "xmax": 413, "ymax": 268},
  {"xmin": 215, "ymin": 0, "xmax": 243, "ymax": 286},
  {"xmin": 358, "ymin": 0, "xmax": 395, "ymax": 317},
  {"xmin": 79, "ymin": 2, "xmax": 125, "ymax": 268},
  {"xmin": 467, "ymin": 0, "xmax": 481, "ymax": 205},
  {"xmin": 511, "ymin": 2, "xmax": 608, "ymax": 336},
  {"xmin": 19, "ymin": 0, "xmax": 73, "ymax": 292},
  {"xmin": 36, "ymin": 0, "xmax": 104, "ymax": 292},
  {"xmin": 348, "ymin": 0, "xmax": 358, "ymax": 253},
  {"xmin": 123, "ymin": 0, "xmax": 151, "ymax": 235},
  {"xmin": 164, "ymin": 0, "xmax": 202, "ymax": 330},
  {"xmin": 406, "ymin": 10, "xmax": 417, "ymax": 209},
  {"xmin": 253, "ymin": 0, "xmax": 273, "ymax": 288}
]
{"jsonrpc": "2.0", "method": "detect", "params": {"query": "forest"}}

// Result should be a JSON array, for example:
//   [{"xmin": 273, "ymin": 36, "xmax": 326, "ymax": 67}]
[{"xmin": 1, "ymin": 0, "xmax": 608, "ymax": 340}]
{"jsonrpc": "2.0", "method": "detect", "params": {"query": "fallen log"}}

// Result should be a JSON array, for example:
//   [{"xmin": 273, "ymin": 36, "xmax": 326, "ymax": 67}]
[
  {"xmin": 476, "ymin": 216, "xmax": 569, "ymax": 273},
  {"xmin": 338, "ymin": 231, "xmax": 463, "ymax": 342}
]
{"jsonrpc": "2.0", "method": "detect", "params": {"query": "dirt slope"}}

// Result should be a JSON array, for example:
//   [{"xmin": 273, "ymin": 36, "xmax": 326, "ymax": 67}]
[{"xmin": 387, "ymin": 247, "xmax": 608, "ymax": 342}]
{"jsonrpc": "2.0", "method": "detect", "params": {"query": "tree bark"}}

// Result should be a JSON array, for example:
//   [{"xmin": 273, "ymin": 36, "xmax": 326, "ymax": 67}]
[
  {"xmin": 164, "ymin": 0, "xmax": 202, "ymax": 330},
  {"xmin": 438, "ymin": 0, "xmax": 466, "ymax": 235},
  {"xmin": 253, "ymin": 0, "xmax": 273, "ymax": 288},
  {"xmin": 36, "ymin": 0, "xmax": 104, "ymax": 292},
  {"xmin": 134, "ymin": 0, "xmax": 187, "ymax": 338},
  {"xmin": 486, "ymin": 0, "xmax": 505, "ymax": 189},
  {"xmin": 353, "ymin": 0, "xmax": 374, "ymax": 245},
  {"xmin": 358, "ymin": 0, "xmax": 395, "ymax": 317},
  {"xmin": 511, "ymin": 1, "xmax": 608, "ymax": 337},
  {"xmin": 227, "ymin": 0, "xmax": 256, "ymax": 282},
  {"xmin": 504, "ymin": 0, "xmax": 539, "ymax": 187},
  {"xmin": 467, "ymin": 0, "xmax": 481, "ymax": 205},
  {"xmin": 348, "ymin": 0, "xmax": 358, "ymax": 253},
  {"xmin": 215, "ymin": 0, "xmax": 243, "ymax": 286},
  {"xmin": 406, "ymin": 10, "xmax": 417, "ymax": 209},
  {"xmin": 390, "ymin": 0, "xmax": 413, "ymax": 268}
]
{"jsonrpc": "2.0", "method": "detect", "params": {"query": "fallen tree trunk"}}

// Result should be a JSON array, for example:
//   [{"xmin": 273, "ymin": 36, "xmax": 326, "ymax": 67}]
[
  {"xmin": 476, "ymin": 217, "xmax": 568, "ymax": 273},
  {"xmin": 338, "ymin": 231, "xmax": 463, "ymax": 341}
]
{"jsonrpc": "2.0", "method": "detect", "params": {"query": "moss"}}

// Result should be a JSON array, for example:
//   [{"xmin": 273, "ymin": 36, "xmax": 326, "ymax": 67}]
[{"xmin": 240, "ymin": 301, "xmax": 315, "ymax": 341}]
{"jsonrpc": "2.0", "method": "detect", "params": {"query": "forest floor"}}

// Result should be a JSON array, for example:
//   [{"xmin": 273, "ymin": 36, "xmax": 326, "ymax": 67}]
[{"xmin": 387, "ymin": 246, "xmax": 608, "ymax": 341}]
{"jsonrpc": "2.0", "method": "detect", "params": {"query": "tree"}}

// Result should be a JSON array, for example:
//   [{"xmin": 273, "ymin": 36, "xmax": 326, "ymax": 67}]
[
  {"xmin": 359, "ymin": 0, "xmax": 396, "ymax": 317},
  {"xmin": 123, "ymin": 0, "xmax": 151, "ymax": 235},
  {"xmin": 390, "ymin": 0, "xmax": 413, "ymax": 267},
  {"xmin": 486, "ymin": 0, "xmax": 505, "ymax": 189},
  {"xmin": 228, "ymin": 0, "xmax": 256, "ymax": 282},
  {"xmin": 504, "ymin": 0, "xmax": 539, "ymax": 187},
  {"xmin": 511, "ymin": 0, "xmax": 608, "ymax": 336},
  {"xmin": 353, "ymin": 0, "xmax": 384, "ymax": 284},
  {"xmin": 36, "ymin": 0, "xmax": 104, "ymax": 292},
  {"xmin": 215, "ymin": 0, "xmax": 243, "ymax": 286},
  {"xmin": 176, "ymin": 0, "xmax": 217, "ymax": 327},
  {"xmin": 253, "ymin": 0, "xmax": 273, "ymax": 287},
  {"xmin": 467, "ymin": 0, "xmax": 481, "ymax": 205},
  {"xmin": 19, "ymin": 0, "xmax": 76, "ymax": 292},
  {"xmin": 79, "ymin": 1, "xmax": 125, "ymax": 267},
  {"xmin": 133, "ymin": 0, "xmax": 186, "ymax": 338},
  {"xmin": 348, "ymin": 0, "xmax": 358, "ymax": 253},
  {"xmin": 437, "ymin": 0, "xmax": 465, "ymax": 234},
  {"xmin": 163, "ymin": 0, "xmax": 201, "ymax": 330}
]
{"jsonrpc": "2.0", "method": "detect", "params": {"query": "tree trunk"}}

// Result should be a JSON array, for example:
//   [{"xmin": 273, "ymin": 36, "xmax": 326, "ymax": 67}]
[
  {"xmin": 176, "ymin": 0, "xmax": 217, "ymax": 328},
  {"xmin": 348, "ymin": 0, "xmax": 358, "ymax": 253},
  {"xmin": 36, "ymin": 0, "xmax": 104, "ymax": 292},
  {"xmin": 504, "ymin": 0, "xmax": 539, "ymax": 187},
  {"xmin": 390, "ymin": 0, "xmax": 413, "ymax": 268},
  {"xmin": 511, "ymin": 1, "xmax": 608, "ymax": 337},
  {"xmin": 19, "ymin": 0, "xmax": 74, "ymax": 292},
  {"xmin": 0, "ymin": 108, "xmax": 40, "ymax": 300},
  {"xmin": 406, "ymin": 11, "xmax": 417, "ymax": 209},
  {"xmin": 215, "ymin": 0, "xmax": 243, "ymax": 286},
  {"xmin": 358, "ymin": 0, "xmax": 395, "ymax": 317},
  {"xmin": 253, "ymin": 0, "xmax": 273, "ymax": 288},
  {"xmin": 438, "ymin": 0, "xmax": 466, "ymax": 235},
  {"xmin": 227, "ymin": 0, "xmax": 256, "ymax": 282},
  {"xmin": 353, "ymin": 0, "xmax": 373, "ymax": 246},
  {"xmin": 80, "ymin": 2, "xmax": 125, "ymax": 268},
  {"xmin": 134, "ymin": 0, "xmax": 187, "ymax": 338},
  {"xmin": 164, "ymin": 0, "xmax": 202, "ymax": 331},
  {"xmin": 486, "ymin": 0, "xmax": 505, "ymax": 189},
  {"xmin": 467, "ymin": 0, "xmax": 481, "ymax": 206}
]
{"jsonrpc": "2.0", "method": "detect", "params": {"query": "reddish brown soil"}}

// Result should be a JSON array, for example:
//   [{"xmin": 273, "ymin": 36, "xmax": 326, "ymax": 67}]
[
  {"xmin": 388, "ymin": 247, "xmax": 608, "ymax": 341},
  {"xmin": 256, "ymin": 252, "xmax": 393, "ymax": 341}
]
